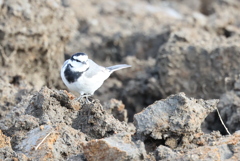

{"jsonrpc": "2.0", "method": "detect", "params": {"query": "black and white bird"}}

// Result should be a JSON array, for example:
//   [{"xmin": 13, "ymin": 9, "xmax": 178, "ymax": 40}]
[{"xmin": 61, "ymin": 53, "xmax": 131, "ymax": 103}]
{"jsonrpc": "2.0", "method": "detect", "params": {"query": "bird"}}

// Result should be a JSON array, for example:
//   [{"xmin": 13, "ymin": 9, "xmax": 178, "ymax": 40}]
[{"xmin": 61, "ymin": 52, "xmax": 131, "ymax": 103}]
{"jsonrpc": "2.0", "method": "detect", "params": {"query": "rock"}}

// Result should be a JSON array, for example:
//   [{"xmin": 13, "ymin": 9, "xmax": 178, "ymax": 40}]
[
  {"xmin": 157, "ymin": 37, "xmax": 240, "ymax": 99},
  {"xmin": 134, "ymin": 93, "xmax": 217, "ymax": 140},
  {"xmin": 154, "ymin": 145, "xmax": 178, "ymax": 161},
  {"xmin": 26, "ymin": 86, "xmax": 80, "ymax": 126},
  {"xmin": 0, "ymin": 130, "xmax": 29, "ymax": 161},
  {"xmin": 218, "ymin": 91, "xmax": 240, "ymax": 134},
  {"xmin": 67, "ymin": 154, "xmax": 86, "ymax": 161},
  {"xmin": 0, "ymin": 73, "xmax": 37, "ymax": 149},
  {"xmin": 16, "ymin": 125, "xmax": 54, "ymax": 153},
  {"xmin": 204, "ymin": 77, "xmax": 240, "ymax": 134},
  {"xmin": 103, "ymin": 99, "xmax": 128, "ymax": 122},
  {"xmin": 173, "ymin": 131, "xmax": 240, "ymax": 161},
  {"xmin": 83, "ymin": 133, "xmax": 149, "ymax": 161},
  {"xmin": 0, "ymin": 130, "xmax": 11, "ymax": 148},
  {"xmin": 72, "ymin": 100, "xmax": 132, "ymax": 139},
  {"xmin": 1, "ymin": 0, "xmax": 240, "ymax": 160},
  {"xmin": 0, "ymin": 0, "xmax": 78, "ymax": 90},
  {"xmin": 26, "ymin": 86, "xmax": 131, "ymax": 139},
  {"xmin": 178, "ymin": 145, "xmax": 233, "ymax": 160},
  {"xmin": 16, "ymin": 124, "xmax": 86, "ymax": 160}
]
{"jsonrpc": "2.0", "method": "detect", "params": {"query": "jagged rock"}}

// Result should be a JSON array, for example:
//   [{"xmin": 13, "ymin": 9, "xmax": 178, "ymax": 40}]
[
  {"xmin": 154, "ymin": 145, "xmax": 178, "ymax": 161},
  {"xmin": 26, "ymin": 87, "xmax": 131, "ymax": 139},
  {"xmin": 173, "ymin": 131, "xmax": 240, "ymax": 161},
  {"xmin": 103, "ymin": 99, "xmax": 128, "ymax": 122},
  {"xmin": 26, "ymin": 86, "xmax": 81, "ymax": 126},
  {"xmin": 204, "ymin": 77, "xmax": 240, "ymax": 134},
  {"xmin": 72, "ymin": 101, "xmax": 132, "ymax": 139},
  {"xmin": 83, "ymin": 133, "xmax": 149, "ymax": 161},
  {"xmin": 16, "ymin": 124, "xmax": 86, "ymax": 160},
  {"xmin": 1, "ymin": 0, "xmax": 240, "ymax": 160},
  {"xmin": 218, "ymin": 91, "xmax": 240, "ymax": 134},
  {"xmin": 0, "ymin": 130, "xmax": 11, "ymax": 149},
  {"xmin": 0, "ymin": 130, "xmax": 29, "ymax": 160},
  {"xmin": 134, "ymin": 93, "xmax": 218, "ymax": 140}
]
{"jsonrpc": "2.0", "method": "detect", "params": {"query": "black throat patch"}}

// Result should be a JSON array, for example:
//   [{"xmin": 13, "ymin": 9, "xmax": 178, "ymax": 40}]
[{"xmin": 64, "ymin": 64, "xmax": 83, "ymax": 83}]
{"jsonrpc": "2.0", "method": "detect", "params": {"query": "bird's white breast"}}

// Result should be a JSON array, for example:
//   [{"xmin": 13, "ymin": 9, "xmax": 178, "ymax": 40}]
[{"xmin": 61, "ymin": 59, "xmax": 111, "ymax": 95}]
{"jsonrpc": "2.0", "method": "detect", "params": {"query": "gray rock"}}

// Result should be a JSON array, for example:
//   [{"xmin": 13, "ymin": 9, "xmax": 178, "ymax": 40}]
[
  {"xmin": 16, "ymin": 124, "xmax": 86, "ymax": 160},
  {"xmin": 103, "ymin": 99, "xmax": 128, "ymax": 122},
  {"xmin": 26, "ymin": 86, "xmax": 80, "ymax": 126},
  {"xmin": 72, "ymin": 100, "xmax": 132, "ymax": 139},
  {"xmin": 154, "ymin": 145, "xmax": 178, "ymax": 161},
  {"xmin": 134, "ymin": 93, "xmax": 217, "ymax": 140}
]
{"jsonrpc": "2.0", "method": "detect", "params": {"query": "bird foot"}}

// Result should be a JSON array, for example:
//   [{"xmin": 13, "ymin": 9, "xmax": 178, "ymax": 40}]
[{"xmin": 77, "ymin": 94, "xmax": 92, "ymax": 104}]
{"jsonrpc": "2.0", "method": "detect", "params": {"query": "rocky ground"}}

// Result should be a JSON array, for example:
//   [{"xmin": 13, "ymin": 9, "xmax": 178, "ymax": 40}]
[{"xmin": 1, "ymin": 0, "xmax": 240, "ymax": 160}]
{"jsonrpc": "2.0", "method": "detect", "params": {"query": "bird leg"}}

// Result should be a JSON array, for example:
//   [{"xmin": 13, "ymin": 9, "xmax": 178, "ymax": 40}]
[{"xmin": 77, "ymin": 94, "xmax": 92, "ymax": 104}]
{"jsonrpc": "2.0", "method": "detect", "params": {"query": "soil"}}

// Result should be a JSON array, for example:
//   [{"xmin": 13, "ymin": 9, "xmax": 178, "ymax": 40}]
[{"xmin": 1, "ymin": 0, "xmax": 240, "ymax": 160}]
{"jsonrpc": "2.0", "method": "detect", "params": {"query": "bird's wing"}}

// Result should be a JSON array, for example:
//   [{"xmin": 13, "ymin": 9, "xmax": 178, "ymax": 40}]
[
  {"xmin": 106, "ymin": 64, "xmax": 131, "ymax": 72},
  {"xmin": 84, "ymin": 59, "xmax": 108, "ymax": 78}
]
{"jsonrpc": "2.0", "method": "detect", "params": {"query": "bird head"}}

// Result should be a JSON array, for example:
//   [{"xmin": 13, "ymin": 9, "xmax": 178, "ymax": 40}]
[
  {"xmin": 71, "ymin": 53, "xmax": 88, "ymax": 63},
  {"xmin": 70, "ymin": 53, "xmax": 89, "ymax": 71}
]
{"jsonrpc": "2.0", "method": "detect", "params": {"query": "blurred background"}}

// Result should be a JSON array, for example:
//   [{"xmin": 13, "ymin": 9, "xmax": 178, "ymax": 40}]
[{"xmin": 1, "ymin": 0, "xmax": 240, "ymax": 133}]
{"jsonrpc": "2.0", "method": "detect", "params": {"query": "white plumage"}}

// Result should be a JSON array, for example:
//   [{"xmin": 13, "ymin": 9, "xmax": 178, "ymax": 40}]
[{"xmin": 61, "ymin": 53, "xmax": 131, "ymax": 102}]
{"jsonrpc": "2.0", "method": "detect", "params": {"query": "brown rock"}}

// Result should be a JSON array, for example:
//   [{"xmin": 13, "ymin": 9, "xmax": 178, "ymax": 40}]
[
  {"xmin": 83, "ymin": 133, "xmax": 148, "ymax": 161},
  {"xmin": 0, "ymin": 0, "xmax": 78, "ymax": 90},
  {"xmin": 0, "ymin": 130, "xmax": 11, "ymax": 148}
]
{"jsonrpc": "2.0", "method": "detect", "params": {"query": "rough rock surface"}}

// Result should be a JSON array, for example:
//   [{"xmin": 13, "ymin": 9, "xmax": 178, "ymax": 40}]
[
  {"xmin": 134, "ymin": 93, "xmax": 217, "ymax": 140},
  {"xmin": 204, "ymin": 76, "xmax": 240, "ymax": 134},
  {"xmin": 83, "ymin": 133, "xmax": 148, "ymax": 161},
  {"xmin": 103, "ymin": 99, "xmax": 128, "ymax": 122},
  {"xmin": 72, "ymin": 101, "xmax": 131, "ymax": 139},
  {"xmin": 173, "ymin": 131, "xmax": 240, "ymax": 161},
  {"xmin": 0, "ymin": 0, "xmax": 77, "ymax": 90},
  {"xmin": 16, "ymin": 124, "xmax": 86, "ymax": 161},
  {"xmin": 1, "ymin": 78, "xmax": 240, "ymax": 160},
  {"xmin": 0, "ymin": 82, "xmax": 134, "ymax": 160},
  {"xmin": 1, "ymin": 0, "xmax": 240, "ymax": 160}
]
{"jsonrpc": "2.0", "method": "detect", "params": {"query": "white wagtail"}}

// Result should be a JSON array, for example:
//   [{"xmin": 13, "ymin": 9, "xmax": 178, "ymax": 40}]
[{"xmin": 61, "ymin": 53, "xmax": 131, "ymax": 103}]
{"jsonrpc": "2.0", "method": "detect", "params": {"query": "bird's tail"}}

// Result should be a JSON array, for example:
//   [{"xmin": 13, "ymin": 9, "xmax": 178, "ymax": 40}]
[{"xmin": 107, "ymin": 64, "xmax": 131, "ymax": 72}]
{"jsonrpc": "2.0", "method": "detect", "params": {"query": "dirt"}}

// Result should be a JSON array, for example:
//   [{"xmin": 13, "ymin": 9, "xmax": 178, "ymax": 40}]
[{"xmin": 1, "ymin": 0, "xmax": 240, "ymax": 160}]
